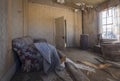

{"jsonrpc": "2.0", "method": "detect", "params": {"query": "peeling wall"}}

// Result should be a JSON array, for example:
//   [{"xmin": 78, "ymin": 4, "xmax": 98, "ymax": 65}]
[
  {"xmin": 0, "ymin": 0, "xmax": 9, "ymax": 79},
  {"xmin": 28, "ymin": 3, "xmax": 82, "ymax": 47},
  {"xmin": 97, "ymin": 0, "xmax": 120, "ymax": 11},
  {"xmin": 11, "ymin": 0, "xmax": 24, "ymax": 39},
  {"xmin": 0, "ymin": 0, "xmax": 25, "ymax": 80},
  {"xmin": 74, "ymin": 11, "xmax": 82, "ymax": 47},
  {"xmin": 83, "ymin": 10, "xmax": 98, "ymax": 47}
]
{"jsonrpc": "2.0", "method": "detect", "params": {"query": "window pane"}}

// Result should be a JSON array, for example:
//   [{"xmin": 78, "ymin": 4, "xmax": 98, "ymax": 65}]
[
  {"xmin": 107, "ymin": 25, "xmax": 112, "ymax": 31},
  {"xmin": 102, "ymin": 18, "xmax": 107, "ymax": 25},
  {"xmin": 107, "ymin": 9, "xmax": 113, "ymax": 17},
  {"xmin": 106, "ymin": 25, "xmax": 117, "ymax": 39},
  {"xmin": 100, "ymin": 7, "xmax": 119, "ymax": 39},
  {"xmin": 102, "ymin": 32, "xmax": 107, "ymax": 39},
  {"xmin": 102, "ymin": 25, "xmax": 107, "ymax": 32},
  {"xmin": 102, "ymin": 11, "xmax": 107, "ymax": 18},
  {"xmin": 107, "ymin": 17, "xmax": 112, "ymax": 24}
]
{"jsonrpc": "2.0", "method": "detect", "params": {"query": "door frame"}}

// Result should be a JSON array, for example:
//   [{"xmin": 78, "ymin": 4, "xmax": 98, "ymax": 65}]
[{"xmin": 55, "ymin": 16, "xmax": 66, "ymax": 50}]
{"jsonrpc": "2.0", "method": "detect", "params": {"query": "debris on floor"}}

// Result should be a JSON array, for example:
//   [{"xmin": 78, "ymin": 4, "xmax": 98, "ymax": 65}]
[
  {"xmin": 66, "ymin": 58, "xmax": 95, "ymax": 72},
  {"xmin": 107, "ymin": 78, "xmax": 116, "ymax": 81},
  {"xmin": 105, "ymin": 60, "xmax": 120, "ymax": 68},
  {"xmin": 95, "ymin": 58, "xmax": 120, "ymax": 68},
  {"xmin": 78, "ymin": 61, "xmax": 98, "ymax": 69},
  {"xmin": 55, "ymin": 69, "xmax": 73, "ymax": 81},
  {"xmin": 98, "ymin": 63, "xmax": 111, "ymax": 69},
  {"xmin": 76, "ymin": 59, "xmax": 120, "ymax": 81},
  {"xmin": 11, "ymin": 48, "xmax": 120, "ymax": 81},
  {"xmin": 65, "ymin": 62, "xmax": 90, "ymax": 81},
  {"xmin": 77, "ymin": 60, "xmax": 112, "ymax": 69}
]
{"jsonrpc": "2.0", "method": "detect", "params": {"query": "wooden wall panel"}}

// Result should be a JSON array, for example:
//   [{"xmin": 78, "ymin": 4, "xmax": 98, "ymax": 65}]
[
  {"xmin": 28, "ymin": 3, "xmax": 82, "ymax": 47},
  {"xmin": 74, "ymin": 11, "xmax": 82, "ymax": 47},
  {"xmin": 83, "ymin": 10, "xmax": 98, "ymax": 47},
  {"xmin": 0, "ymin": 0, "xmax": 8, "ymax": 79},
  {"xmin": 0, "ymin": 0, "xmax": 25, "ymax": 80},
  {"xmin": 11, "ymin": 0, "xmax": 24, "ymax": 39}
]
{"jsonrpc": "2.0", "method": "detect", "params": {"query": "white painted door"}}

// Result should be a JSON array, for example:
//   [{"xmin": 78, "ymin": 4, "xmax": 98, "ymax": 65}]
[{"xmin": 55, "ymin": 17, "xmax": 65, "ymax": 50}]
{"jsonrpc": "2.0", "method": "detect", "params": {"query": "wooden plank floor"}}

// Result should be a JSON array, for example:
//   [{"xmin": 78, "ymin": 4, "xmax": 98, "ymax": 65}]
[{"xmin": 62, "ymin": 48, "xmax": 120, "ymax": 81}]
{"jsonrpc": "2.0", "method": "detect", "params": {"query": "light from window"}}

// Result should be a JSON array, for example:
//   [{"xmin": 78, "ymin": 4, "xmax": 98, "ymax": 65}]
[{"xmin": 99, "ymin": 7, "xmax": 120, "ymax": 39}]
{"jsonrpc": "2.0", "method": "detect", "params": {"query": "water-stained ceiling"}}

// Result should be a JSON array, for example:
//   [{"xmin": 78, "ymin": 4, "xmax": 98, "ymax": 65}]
[
  {"xmin": 29, "ymin": 0, "xmax": 108, "ymax": 8},
  {"xmin": 70, "ymin": 0, "xmax": 107, "ymax": 5}
]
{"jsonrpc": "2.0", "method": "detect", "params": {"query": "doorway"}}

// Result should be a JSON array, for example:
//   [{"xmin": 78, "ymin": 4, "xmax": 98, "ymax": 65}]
[{"xmin": 55, "ymin": 16, "xmax": 67, "ymax": 50}]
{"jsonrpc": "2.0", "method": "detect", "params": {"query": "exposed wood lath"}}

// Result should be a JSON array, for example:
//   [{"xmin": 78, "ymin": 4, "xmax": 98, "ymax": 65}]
[{"xmin": 29, "ymin": 0, "xmax": 108, "ymax": 8}]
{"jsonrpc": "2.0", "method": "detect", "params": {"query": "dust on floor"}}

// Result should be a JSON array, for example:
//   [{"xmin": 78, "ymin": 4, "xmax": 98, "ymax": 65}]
[
  {"xmin": 11, "ymin": 48, "xmax": 120, "ymax": 81},
  {"xmin": 62, "ymin": 48, "xmax": 120, "ymax": 81}
]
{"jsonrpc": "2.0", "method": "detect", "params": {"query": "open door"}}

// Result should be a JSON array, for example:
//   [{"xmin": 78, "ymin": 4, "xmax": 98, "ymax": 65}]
[{"xmin": 55, "ymin": 16, "xmax": 66, "ymax": 50}]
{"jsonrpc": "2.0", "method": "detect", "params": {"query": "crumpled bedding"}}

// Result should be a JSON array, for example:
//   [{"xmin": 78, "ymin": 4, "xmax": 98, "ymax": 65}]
[
  {"xmin": 12, "ymin": 37, "xmax": 43, "ymax": 72},
  {"xmin": 12, "ymin": 36, "xmax": 62, "ymax": 73},
  {"xmin": 34, "ymin": 42, "xmax": 61, "ymax": 73}
]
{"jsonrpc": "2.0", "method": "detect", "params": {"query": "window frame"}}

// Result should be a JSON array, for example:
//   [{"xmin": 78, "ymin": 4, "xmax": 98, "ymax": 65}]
[{"xmin": 99, "ymin": 7, "xmax": 118, "ymax": 40}]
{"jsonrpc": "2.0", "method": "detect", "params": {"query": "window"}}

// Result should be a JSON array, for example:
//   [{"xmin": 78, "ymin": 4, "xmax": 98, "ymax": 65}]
[{"xmin": 99, "ymin": 7, "xmax": 120, "ymax": 39}]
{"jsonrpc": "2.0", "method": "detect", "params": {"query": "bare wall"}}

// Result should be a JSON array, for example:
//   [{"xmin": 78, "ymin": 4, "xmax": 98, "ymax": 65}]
[
  {"xmin": 83, "ymin": 10, "xmax": 98, "ymax": 47},
  {"xmin": 11, "ymin": 0, "xmax": 24, "ymax": 39},
  {"xmin": 28, "ymin": 2, "xmax": 82, "ymax": 47},
  {"xmin": 0, "ymin": 0, "xmax": 9, "ymax": 79},
  {"xmin": 0, "ymin": 0, "xmax": 25, "ymax": 80}
]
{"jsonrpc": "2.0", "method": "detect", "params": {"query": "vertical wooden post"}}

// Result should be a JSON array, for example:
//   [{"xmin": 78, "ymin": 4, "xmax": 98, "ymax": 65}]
[
  {"xmin": 7, "ymin": 0, "xmax": 12, "ymax": 51},
  {"xmin": 23, "ymin": 0, "xmax": 28, "ymax": 36},
  {"xmin": 82, "ymin": 11, "xmax": 84, "ymax": 34}
]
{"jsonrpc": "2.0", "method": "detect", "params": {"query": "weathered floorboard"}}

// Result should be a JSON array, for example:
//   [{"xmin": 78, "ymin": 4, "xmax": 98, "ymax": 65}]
[{"xmin": 65, "ymin": 62, "xmax": 90, "ymax": 81}]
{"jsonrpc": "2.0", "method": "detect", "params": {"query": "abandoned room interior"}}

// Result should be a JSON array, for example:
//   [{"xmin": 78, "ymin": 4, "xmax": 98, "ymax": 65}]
[{"xmin": 0, "ymin": 0, "xmax": 120, "ymax": 81}]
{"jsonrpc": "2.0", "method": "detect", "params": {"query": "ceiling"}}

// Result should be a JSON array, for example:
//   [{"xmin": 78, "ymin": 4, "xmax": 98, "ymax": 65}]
[
  {"xmin": 29, "ymin": 0, "xmax": 108, "ymax": 8},
  {"xmin": 54, "ymin": 0, "xmax": 108, "ymax": 5},
  {"xmin": 70, "ymin": 0, "xmax": 107, "ymax": 5},
  {"xmin": 56, "ymin": 0, "xmax": 108, "ymax": 8}
]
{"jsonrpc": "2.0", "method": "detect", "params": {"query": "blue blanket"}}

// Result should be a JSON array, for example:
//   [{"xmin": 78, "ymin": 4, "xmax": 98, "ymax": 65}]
[{"xmin": 34, "ymin": 42, "xmax": 61, "ymax": 73}]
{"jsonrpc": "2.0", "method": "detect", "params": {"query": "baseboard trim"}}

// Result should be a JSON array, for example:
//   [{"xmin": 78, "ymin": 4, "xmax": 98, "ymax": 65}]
[{"xmin": 1, "ymin": 63, "xmax": 16, "ymax": 81}]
